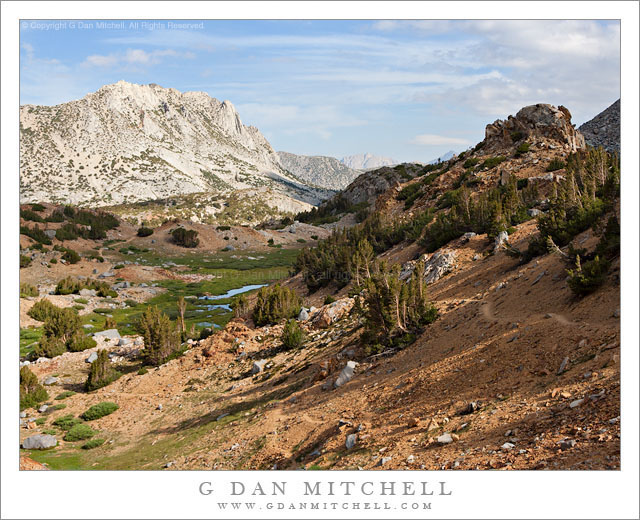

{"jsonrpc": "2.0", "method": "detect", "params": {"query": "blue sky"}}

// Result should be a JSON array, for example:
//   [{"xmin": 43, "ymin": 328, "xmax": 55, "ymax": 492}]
[{"xmin": 20, "ymin": 20, "xmax": 620, "ymax": 163}]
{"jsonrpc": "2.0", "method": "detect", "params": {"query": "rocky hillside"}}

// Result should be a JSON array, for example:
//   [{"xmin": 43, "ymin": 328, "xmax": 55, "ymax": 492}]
[
  {"xmin": 19, "ymin": 81, "xmax": 327, "ymax": 210},
  {"xmin": 277, "ymin": 151, "xmax": 361, "ymax": 190},
  {"xmin": 341, "ymin": 153, "xmax": 395, "ymax": 170},
  {"xmin": 579, "ymin": 99, "xmax": 620, "ymax": 153},
  {"xmin": 19, "ymin": 103, "xmax": 620, "ymax": 472}
]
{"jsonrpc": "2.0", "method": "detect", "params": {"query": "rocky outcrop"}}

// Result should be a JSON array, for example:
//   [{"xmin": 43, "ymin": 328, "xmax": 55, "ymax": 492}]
[
  {"xmin": 277, "ymin": 151, "xmax": 360, "ymax": 190},
  {"xmin": 400, "ymin": 250, "xmax": 457, "ymax": 284},
  {"xmin": 578, "ymin": 99, "xmax": 620, "ymax": 153},
  {"xmin": 311, "ymin": 298, "xmax": 354, "ymax": 329},
  {"xmin": 484, "ymin": 104, "xmax": 585, "ymax": 153}
]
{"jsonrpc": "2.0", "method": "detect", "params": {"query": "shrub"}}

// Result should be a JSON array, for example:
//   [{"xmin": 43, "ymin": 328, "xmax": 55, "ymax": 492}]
[
  {"xmin": 463, "ymin": 157, "xmax": 480, "ymax": 169},
  {"xmin": 20, "ymin": 255, "xmax": 32, "ymax": 268},
  {"xmin": 47, "ymin": 403, "xmax": 66, "ymax": 411},
  {"xmin": 81, "ymin": 401, "xmax": 119, "ymax": 421},
  {"xmin": 137, "ymin": 226, "xmax": 154, "ymax": 237},
  {"xmin": 27, "ymin": 299, "xmax": 59, "ymax": 322},
  {"xmin": 546, "ymin": 158, "xmax": 566, "ymax": 172},
  {"xmin": 55, "ymin": 391, "xmax": 76, "ymax": 400},
  {"xmin": 324, "ymin": 295, "xmax": 336, "ymax": 305},
  {"xmin": 310, "ymin": 235, "xmax": 319, "ymax": 240},
  {"xmin": 20, "ymin": 209, "xmax": 44, "ymax": 222},
  {"xmin": 216, "ymin": 225, "xmax": 231, "ymax": 231},
  {"xmin": 515, "ymin": 142, "xmax": 530, "ymax": 157},
  {"xmin": 82, "ymin": 438, "xmax": 106, "ymax": 450},
  {"xmin": 481, "ymin": 156, "xmax": 506, "ymax": 169},
  {"xmin": 280, "ymin": 319, "xmax": 306, "ymax": 350},
  {"xmin": 45, "ymin": 210, "xmax": 65, "ymax": 223},
  {"xmin": 567, "ymin": 255, "xmax": 609, "ymax": 297},
  {"xmin": 55, "ymin": 223, "xmax": 81, "ymax": 241},
  {"xmin": 104, "ymin": 317, "xmax": 117, "ymax": 330},
  {"xmin": 50, "ymin": 258, "xmax": 58, "ymax": 264},
  {"xmin": 252, "ymin": 284, "xmax": 302, "ymax": 326},
  {"xmin": 74, "ymin": 298, "xmax": 89, "ymax": 305},
  {"xmin": 35, "ymin": 417, "xmax": 47, "ymax": 426},
  {"xmin": 33, "ymin": 336, "xmax": 67, "ymax": 358},
  {"xmin": 56, "ymin": 276, "xmax": 81, "ymax": 295},
  {"xmin": 19, "ymin": 366, "xmax": 49, "ymax": 410},
  {"xmin": 52, "ymin": 414, "xmax": 82, "ymax": 430},
  {"xmin": 43, "ymin": 308, "xmax": 81, "ymax": 343},
  {"xmin": 62, "ymin": 248, "xmax": 80, "ymax": 264},
  {"xmin": 137, "ymin": 367, "xmax": 149, "ymax": 375},
  {"xmin": 171, "ymin": 228, "xmax": 199, "ymax": 248},
  {"xmin": 20, "ymin": 283, "xmax": 38, "ymax": 298},
  {"xmin": 86, "ymin": 349, "xmax": 121, "ymax": 391},
  {"xmin": 64, "ymin": 423, "xmax": 95, "ymax": 442},
  {"xmin": 136, "ymin": 306, "xmax": 181, "ymax": 366},
  {"xmin": 20, "ymin": 225, "xmax": 52, "ymax": 245},
  {"xmin": 67, "ymin": 332, "xmax": 97, "ymax": 352},
  {"xmin": 30, "ymin": 203, "xmax": 46, "ymax": 212}
]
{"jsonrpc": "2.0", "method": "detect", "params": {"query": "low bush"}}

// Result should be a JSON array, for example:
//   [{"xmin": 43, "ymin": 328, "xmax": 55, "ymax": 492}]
[
  {"xmin": 567, "ymin": 255, "xmax": 609, "ymax": 297},
  {"xmin": 27, "ymin": 299, "xmax": 60, "ymax": 322},
  {"xmin": 481, "ymin": 156, "xmax": 506, "ymax": 169},
  {"xmin": 33, "ymin": 336, "xmax": 67, "ymax": 358},
  {"xmin": 81, "ymin": 401, "xmax": 119, "ymax": 421},
  {"xmin": 546, "ymin": 158, "xmax": 566, "ymax": 172},
  {"xmin": 20, "ymin": 209, "xmax": 44, "ymax": 222},
  {"xmin": 74, "ymin": 298, "xmax": 89, "ymax": 305},
  {"xmin": 20, "ymin": 283, "xmax": 38, "ymax": 298},
  {"xmin": 280, "ymin": 319, "xmax": 307, "ymax": 350},
  {"xmin": 52, "ymin": 414, "xmax": 82, "ymax": 430},
  {"xmin": 137, "ymin": 226, "xmax": 154, "ymax": 237},
  {"xmin": 463, "ymin": 157, "xmax": 480, "ymax": 168},
  {"xmin": 47, "ymin": 403, "xmax": 67, "ymax": 411},
  {"xmin": 82, "ymin": 438, "xmax": 106, "ymax": 450},
  {"xmin": 515, "ymin": 142, "xmax": 530, "ymax": 157},
  {"xmin": 171, "ymin": 227, "xmax": 199, "ymax": 248},
  {"xmin": 324, "ymin": 295, "xmax": 336, "ymax": 305},
  {"xmin": 31, "ymin": 203, "xmax": 46, "ymax": 212},
  {"xmin": 137, "ymin": 367, "xmax": 149, "ymax": 375},
  {"xmin": 20, "ymin": 255, "xmax": 32, "ymax": 268},
  {"xmin": 55, "ymin": 391, "xmax": 76, "ymax": 400},
  {"xmin": 20, "ymin": 225, "xmax": 52, "ymax": 245},
  {"xmin": 62, "ymin": 248, "xmax": 81, "ymax": 264},
  {"xmin": 64, "ymin": 423, "xmax": 95, "ymax": 442},
  {"xmin": 67, "ymin": 332, "xmax": 97, "ymax": 352}
]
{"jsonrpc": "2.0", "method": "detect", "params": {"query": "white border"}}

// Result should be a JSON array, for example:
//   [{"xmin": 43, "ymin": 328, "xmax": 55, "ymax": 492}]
[{"xmin": 2, "ymin": 2, "xmax": 638, "ymax": 519}]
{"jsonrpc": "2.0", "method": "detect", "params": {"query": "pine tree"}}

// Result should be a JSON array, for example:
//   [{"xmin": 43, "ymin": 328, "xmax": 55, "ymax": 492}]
[
  {"xmin": 136, "ymin": 306, "xmax": 181, "ymax": 366},
  {"xmin": 85, "ymin": 349, "xmax": 121, "ymax": 391}
]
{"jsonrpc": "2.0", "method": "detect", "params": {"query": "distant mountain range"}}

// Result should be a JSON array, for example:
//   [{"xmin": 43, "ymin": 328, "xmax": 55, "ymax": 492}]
[{"xmin": 340, "ymin": 153, "xmax": 396, "ymax": 170}]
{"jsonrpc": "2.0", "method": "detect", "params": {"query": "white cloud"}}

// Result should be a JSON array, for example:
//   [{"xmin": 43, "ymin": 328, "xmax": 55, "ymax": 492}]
[
  {"xmin": 81, "ymin": 48, "xmax": 193, "ymax": 67},
  {"xmin": 410, "ymin": 134, "xmax": 471, "ymax": 146}
]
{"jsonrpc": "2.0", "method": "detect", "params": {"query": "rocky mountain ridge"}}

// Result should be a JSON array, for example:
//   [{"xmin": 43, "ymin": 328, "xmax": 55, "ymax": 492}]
[
  {"xmin": 578, "ymin": 99, "xmax": 620, "ymax": 153},
  {"xmin": 19, "ymin": 81, "xmax": 326, "ymax": 211},
  {"xmin": 276, "ymin": 151, "xmax": 361, "ymax": 190}
]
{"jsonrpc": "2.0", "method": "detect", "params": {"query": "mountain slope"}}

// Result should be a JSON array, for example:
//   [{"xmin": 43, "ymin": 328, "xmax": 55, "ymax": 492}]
[
  {"xmin": 19, "ymin": 81, "xmax": 327, "ymax": 210},
  {"xmin": 277, "ymin": 151, "xmax": 361, "ymax": 190},
  {"xmin": 340, "ymin": 153, "xmax": 395, "ymax": 170},
  {"xmin": 578, "ymin": 99, "xmax": 620, "ymax": 152}
]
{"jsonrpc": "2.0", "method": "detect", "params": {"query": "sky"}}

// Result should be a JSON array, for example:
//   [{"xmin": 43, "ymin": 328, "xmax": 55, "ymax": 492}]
[{"xmin": 20, "ymin": 19, "xmax": 620, "ymax": 163}]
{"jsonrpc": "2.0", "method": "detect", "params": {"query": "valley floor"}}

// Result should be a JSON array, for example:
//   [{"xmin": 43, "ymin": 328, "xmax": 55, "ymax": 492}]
[{"xmin": 20, "ymin": 222, "xmax": 620, "ymax": 471}]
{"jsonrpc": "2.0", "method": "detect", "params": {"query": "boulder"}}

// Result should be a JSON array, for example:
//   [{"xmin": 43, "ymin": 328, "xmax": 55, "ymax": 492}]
[
  {"xmin": 494, "ymin": 231, "xmax": 509, "ymax": 252},
  {"xmin": 38, "ymin": 405, "xmax": 48, "ymax": 413},
  {"xmin": 79, "ymin": 288, "xmax": 97, "ymax": 297},
  {"xmin": 222, "ymin": 245, "xmax": 235, "ymax": 252},
  {"xmin": 251, "ymin": 359, "xmax": 267, "ymax": 374},
  {"xmin": 311, "ymin": 298, "xmax": 354, "ymax": 329},
  {"xmin": 43, "ymin": 376, "xmax": 58, "ymax": 386},
  {"xmin": 334, "ymin": 361, "xmax": 358, "ymax": 389},
  {"xmin": 93, "ymin": 329, "xmax": 121, "ymax": 340},
  {"xmin": 117, "ymin": 338, "xmax": 131, "ymax": 346},
  {"xmin": 437, "ymin": 433, "xmax": 454, "ymax": 444},
  {"xmin": 98, "ymin": 271, "xmax": 115, "ymax": 279},
  {"xmin": 527, "ymin": 208, "xmax": 543, "ymax": 217},
  {"xmin": 297, "ymin": 308, "xmax": 309, "ymax": 321},
  {"xmin": 86, "ymin": 352, "xmax": 98, "ymax": 363},
  {"xmin": 22, "ymin": 434, "xmax": 57, "ymax": 450},
  {"xmin": 345, "ymin": 434, "xmax": 358, "ymax": 450}
]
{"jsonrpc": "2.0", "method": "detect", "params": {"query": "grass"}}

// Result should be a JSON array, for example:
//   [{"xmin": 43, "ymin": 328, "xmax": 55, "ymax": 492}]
[
  {"xmin": 79, "ymin": 252, "xmax": 294, "ymax": 336},
  {"xmin": 20, "ymin": 327, "xmax": 43, "ymax": 357}
]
